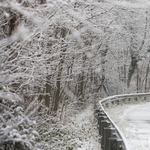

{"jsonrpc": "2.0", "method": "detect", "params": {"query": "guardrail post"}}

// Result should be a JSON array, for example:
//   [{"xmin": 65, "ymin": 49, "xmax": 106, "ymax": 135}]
[
  {"xmin": 101, "ymin": 120, "xmax": 111, "ymax": 149},
  {"xmin": 99, "ymin": 115, "xmax": 107, "ymax": 135},
  {"xmin": 117, "ymin": 139, "xmax": 123, "ymax": 150},
  {"xmin": 95, "ymin": 109, "xmax": 100, "ymax": 117},
  {"xmin": 105, "ymin": 103, "xmax": 109, "ymax": 107},
  {"xmin": 111, "ymin": 101, "xmax": 114, "ymax": 105},
  {"xmin": 116, "ymin": 100, "xmax": 119, "ymax": 105},
  {"xmin": 109, "ymin": 138, "xmax": 116, "ymax": 150},
  {"xmin": 104, "ymin": 127, "xmax": 115, "ymax": 150},
  {"xmin": 128, "ymin": 98, "xmax": 130, "ymax": 102},
  {"xmin": 135, "ymin": 97, "xmax": 137, "ymax": 101},
  {"xmin": 95, "ymin": 108, "xmax": 103, "ymax": 122},
  {"xmin": 109, "ymin": 138, "xmax": 123, "ymax": 150},
  {"xmin": 122, "ymin": 99, "xmax": 125, "ymax": 104}
]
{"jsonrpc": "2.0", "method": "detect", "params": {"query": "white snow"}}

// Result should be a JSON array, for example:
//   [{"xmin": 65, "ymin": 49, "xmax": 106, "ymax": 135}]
[
  {"xmin": 106, "ymin": 0, "xmax": 150, "ymax": 8},
  {"xmin": 70, "ymin": 105, "xmax": 100, "ymax": 150},
  {"xmin": 12, "ymin": 25, "xmax": 29, "ymax": 41},
  {"xmin": 86, "ymin": 52, "xmax": 93, "ymax": 59},
  {"xmin": 9, "ymin": 2, "xmax": 37, "ymax": 22},
  {"xmin": 105, "ymin": 101, "xmax": 150, "ymax": 150},
  {"xmin": 95, "ymin": 67, "xmax": 101, "ymax": 73}
]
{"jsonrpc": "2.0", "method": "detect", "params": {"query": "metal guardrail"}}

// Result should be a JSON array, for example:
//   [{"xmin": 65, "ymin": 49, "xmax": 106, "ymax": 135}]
[{"xmin": 96, "ymin": 92, "xmax": 150, "ymax": 150}]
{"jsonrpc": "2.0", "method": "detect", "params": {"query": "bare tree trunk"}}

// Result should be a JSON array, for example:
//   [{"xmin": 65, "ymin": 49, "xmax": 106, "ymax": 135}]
[
  {"xmin": 51, "ymin": 27, "xmax": 67, "ymax": 112},
  {"xmin": 145, "ymin": 61, "xmax": 150, "ymax": 92},
  {"xmin": 45, "ymin": 75, "xmax": 51, "ymax": 108},
  {"xmin": 53, "ymin": 66, "xmax": 63, "ymax": 112},
  {"xmin": 39, "ymin": 0, "xmax": 46, "ymax": 4},
  {"xmin": 9, "ymin": 12, "xmax": 18, "ymax": 36},
  {"xmin": 136, "ymin": 67, "xmax": 139, "ymax": 93},
  {"xmin": 79, "ymin": 72, "xmax": 84, "ymax": 99}
]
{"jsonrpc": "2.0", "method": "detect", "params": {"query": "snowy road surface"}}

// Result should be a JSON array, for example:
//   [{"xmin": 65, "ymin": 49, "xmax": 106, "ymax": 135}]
[
  {"xmin": 124, "ymin": 102, "xmax": 150, "ymax": 133},
  {"xmin": 105, "ymin": 101, "xmax": 150, "ymax": 150}
]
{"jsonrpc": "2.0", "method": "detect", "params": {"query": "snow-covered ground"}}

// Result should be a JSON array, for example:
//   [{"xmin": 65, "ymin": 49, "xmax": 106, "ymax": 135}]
[
  {"xmin": 74, "ymin": 105, "xmax": 100, "ymax": 150},
  {"xmin": 105, "ymin": 101, "xmax": 150, "ymax": 150}
]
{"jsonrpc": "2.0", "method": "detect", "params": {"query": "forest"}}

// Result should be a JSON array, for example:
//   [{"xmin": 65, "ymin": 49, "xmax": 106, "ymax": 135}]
[{"xmin": 0, "ymin": 0, "xmax": 150, "ymax": 149}]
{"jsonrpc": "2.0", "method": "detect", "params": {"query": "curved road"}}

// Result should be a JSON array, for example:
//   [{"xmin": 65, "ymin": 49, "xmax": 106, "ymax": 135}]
[
  {"xmin": 124, "ymin": 102, "xmax": 150, "ymax": 133},
  {"xmin": 106, "ymin": 102, "xmax": 150, "ymax": 150},
  {"xmin": 121, "ymin": 102, "xmax": 150, "ymax": 150}
]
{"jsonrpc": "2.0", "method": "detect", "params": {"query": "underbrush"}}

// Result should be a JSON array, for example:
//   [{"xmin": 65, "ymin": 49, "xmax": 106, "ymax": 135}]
[
  {"xmin": 0, "ymin": 99, "xmax": 100, "ymax": 150},
  {"xmin": 36, "ymin": 103, "xmax": 100, "ymax": 150}
]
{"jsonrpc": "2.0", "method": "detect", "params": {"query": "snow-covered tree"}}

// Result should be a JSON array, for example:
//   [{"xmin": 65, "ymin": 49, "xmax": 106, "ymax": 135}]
[{"xmin": 1, "ymin": 0, "xmax": 150, "ymax": 149}]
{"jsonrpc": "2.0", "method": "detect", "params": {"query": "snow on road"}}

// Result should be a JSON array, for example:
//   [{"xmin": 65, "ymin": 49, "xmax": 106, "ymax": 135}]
[
  {"xmin": 105, "ymin": 101, "xmax": 150, "ymax": 150},
  {"xmin": 124, "ymin": 103, "xmax": 150, "ymax": 133}
]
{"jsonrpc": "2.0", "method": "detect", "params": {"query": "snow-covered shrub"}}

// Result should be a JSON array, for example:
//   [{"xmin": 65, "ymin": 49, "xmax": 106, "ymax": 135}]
[
  {"xmin": 33, "ymin": 103, "xmax": 99, "ymax": 150},
  {"xmin": 0, "ymin": 99, "xmax": 39, "ymax": 150}
]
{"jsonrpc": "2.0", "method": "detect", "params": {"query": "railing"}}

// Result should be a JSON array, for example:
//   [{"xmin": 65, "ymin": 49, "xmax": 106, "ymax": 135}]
[{"xmin": 96, "ymin": 93, "xmax": 150, "ymax": 150}]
